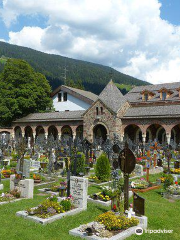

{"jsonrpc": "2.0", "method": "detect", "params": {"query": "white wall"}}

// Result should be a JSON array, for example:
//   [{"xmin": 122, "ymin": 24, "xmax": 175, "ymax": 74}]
[{"xmin": 52, "ymin": 90, "xmax": 91, "ymax": 111}]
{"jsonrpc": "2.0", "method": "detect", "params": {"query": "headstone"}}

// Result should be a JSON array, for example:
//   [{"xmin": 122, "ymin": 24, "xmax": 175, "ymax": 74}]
[
  {"xmin": 19, "ymin": 179, "xmax": 34, "ymax": 198},
  {"xmin": 133, "ymin": 192, "xmax": 145, "ymax": 216},
  {"xmin": 10, "ymin": 174, "xmax": 16, "ymax": 191},
  {"xmin": 10, "ymin": 174, "xmax": 34, "ymax": 198},
  {"xmin": 134, "ymin": 164, "xmax": 143, "ymax": 176},
  {"xmin": 31, "ymin": 160, "xmax": 41, "ymax": 169},
  {"xmin": 174, "ymin": 161, "xmax": 180, "ymax": 169},
  {"xmin": 157, "ymin": 159, "xmax": 163, "ymax": 167},
  {"xmin": 23, "ymin": 160, "xmax": 31, "ymax": 178},
  {"xmin": 70, "ymin": 176, "xmax": 88, "ymax": 210}
]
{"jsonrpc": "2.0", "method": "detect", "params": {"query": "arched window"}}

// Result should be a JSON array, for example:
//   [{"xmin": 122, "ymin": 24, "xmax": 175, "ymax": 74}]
[
  {"xmin": 96, "ymin": 107, "xmax": 99, "ymax": 115},
  {"xmin": 100, "ymin": 107, "xmax": 103, "ymax": 115}
]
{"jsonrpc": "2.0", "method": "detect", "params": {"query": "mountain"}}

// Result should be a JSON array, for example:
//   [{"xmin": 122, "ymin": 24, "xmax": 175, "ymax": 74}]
[{"xmin": 0, "ymin": 41, "xmax": 149, "ymax": 94}]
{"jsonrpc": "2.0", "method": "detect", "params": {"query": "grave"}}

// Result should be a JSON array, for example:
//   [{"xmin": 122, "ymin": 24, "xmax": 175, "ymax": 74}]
[
  {"xmin": 10, "ymin": 174, "xmax": 34, "ymax": 199},
  {"xmin": 16, "ymin": 176, "xmax": 88, "ymax": 224}
]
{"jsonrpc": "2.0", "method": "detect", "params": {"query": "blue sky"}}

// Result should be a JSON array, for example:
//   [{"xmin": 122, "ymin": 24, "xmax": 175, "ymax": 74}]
[
  {"xmin": 160, "ymin": 0, "xmax": 180, "ymax": 25},
  {"xmin": 0, "ymin": 0, "xmax": 180, "ymax": 84}
]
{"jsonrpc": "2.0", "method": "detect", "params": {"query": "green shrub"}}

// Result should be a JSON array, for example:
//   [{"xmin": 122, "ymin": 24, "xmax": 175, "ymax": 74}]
[
  {"xmin": 60, "ymin": 199, "xmax": 71, "ymax": 211},
  {"xmin": 163, "ymin": 174, "xmax": 174, "ymax": 190},
  {"xmin": 95, "ymin": 153, "xmax": 110, "ymax": 181},
  {"xmin": 71, "ymin": 152, "xmax": 85, "ymax": 175}
]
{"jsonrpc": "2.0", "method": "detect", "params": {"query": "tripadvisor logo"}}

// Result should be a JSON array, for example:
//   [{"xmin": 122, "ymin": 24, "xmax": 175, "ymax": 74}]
[{"xmin": 135, "ymin": 227, "xmax": 143, "ymax": 235}]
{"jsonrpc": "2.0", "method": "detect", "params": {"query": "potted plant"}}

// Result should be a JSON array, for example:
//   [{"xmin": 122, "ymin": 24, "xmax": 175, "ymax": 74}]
[{"xmin": 33, "ymin": 174, "xmax": 41, "ymax": 183}]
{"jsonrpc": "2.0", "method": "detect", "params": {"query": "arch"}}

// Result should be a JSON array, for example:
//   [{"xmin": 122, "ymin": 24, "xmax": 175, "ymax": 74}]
[
  {"xmin": 48, "ymin": 125, "xmax": 58, "ymax": 140},
  {"xmin": 93, "ymin": 124, "xmax": 108, "ymax": 141},
  {"xmin": 61, "ymin": 125, "xmax": 73, "ymax": 139},
  {"xmin": 146, "ymin": 124, "xmax": 166, "ymax": 143},
  {"xmin": 76, "ymin": 125, "xmax": 83, "ymax": 139},
  {"xmin": 171, "ymin": 124, "xmax": 180, "ymax": 145},
  {"xmin": 36, "ymin": 126, "xmax": 45, "ymax": 139},
  {"xmin": 124, "ymin": 124, "xmax": 142, "ymax": 142},
  {"xmin": 14, "ymin": 126, "xmax": 22, "ymax": 140},
  {"xmin": 24, "ymin": 126, "xmax": 33, "ymax": 138}
]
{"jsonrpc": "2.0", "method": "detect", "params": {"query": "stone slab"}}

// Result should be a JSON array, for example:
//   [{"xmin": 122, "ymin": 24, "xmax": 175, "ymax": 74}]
[
  {"xmin": 0, "ymin": 198, "xmax": 25, "ymax": 206},
  {"xmin": 70, "ymin": 176, "xmax": 88, "ymax": 210},
  {"xmin": 38, "ymin": 188, "xmax": 59, "ymax": 196},
  {"xmin": 69, "ymin": 216, "xmax": 147, "ymax": 240},
  {"xmin": 87, "ymin": 196, "xmax": 111, "ymax": 206},
  {"xmin": 16, "ymin": 208, "xmax": 84, "ymax": 225}
]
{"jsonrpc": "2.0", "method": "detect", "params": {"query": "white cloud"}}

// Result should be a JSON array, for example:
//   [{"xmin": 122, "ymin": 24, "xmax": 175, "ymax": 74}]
[{"xmin": 1, "ymin": 0, "xmax": 180, "ymax": 83}]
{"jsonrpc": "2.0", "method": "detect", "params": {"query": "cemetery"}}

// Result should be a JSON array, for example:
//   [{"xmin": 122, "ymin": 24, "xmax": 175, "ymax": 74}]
[{"xmin": 0, "ymin": 131, "xmax": 180, "ymax": 240}]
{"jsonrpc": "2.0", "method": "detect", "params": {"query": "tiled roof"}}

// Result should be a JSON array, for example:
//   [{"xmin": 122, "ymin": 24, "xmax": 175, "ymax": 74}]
[
  {"xmin": 13, "ymin": 110, "xmax": 85, "ymax": 123},
  {"xmin": 98, "ymin": 80, "xmax": 127, "ymax": 113},
  {"xmin": 51, "ymin": 85, "xmax": 98, "ymax": 104},
  {"xmin": 123, "ymin": 104, "xmax": 180, "ymax": 118},
  {"xmin": 125, "ymin": 82, "xmax": 180, "ymax": 103}
]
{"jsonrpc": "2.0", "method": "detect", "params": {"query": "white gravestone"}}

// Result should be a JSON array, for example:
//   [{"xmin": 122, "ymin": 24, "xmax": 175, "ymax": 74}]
[
  {"xmin": 10, "ymin": 174, "xmax": 34, "ymax": 199},
  {"xmin": 134, "ymin": 164, "xmax": 143, "ymax": 176},
  {"xmin": 0, "ymin": 184, "xmax": 3, "ymax": 190},
  {"xmin": 70, "ymin": 176, "xmax": 88, "ymax": 210},
  {"xmin": 31, "ymin": 160, "xmax": 41, "ymax": 169}
]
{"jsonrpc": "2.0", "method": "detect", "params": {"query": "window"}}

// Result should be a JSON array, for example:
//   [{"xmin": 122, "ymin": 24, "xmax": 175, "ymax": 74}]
[
  {"xmin": 58, "ymin": 93, "xmax": 61, "ymax": 102},
  {"xmin": 100, "ymin": 107, "xmax": 103, "ymax": 115},
  {"xmin": 96, "ymin": 107, "xmax": 99, "ymax": 115},
  {"xmin": 162, "ymin": 92, "xmax": 166, "ymax": 100},
  {"xmin": 63, "ymin": 92, "xmax": 67, "ymax": 101}
]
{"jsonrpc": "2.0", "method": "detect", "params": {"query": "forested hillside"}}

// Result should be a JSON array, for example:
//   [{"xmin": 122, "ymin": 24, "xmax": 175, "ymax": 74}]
[{"xmin": 0, "ymin": 41, "xmax": 149, "ymax": 94}]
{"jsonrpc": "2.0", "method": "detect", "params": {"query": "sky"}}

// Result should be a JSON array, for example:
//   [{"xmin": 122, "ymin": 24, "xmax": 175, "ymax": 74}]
[{"xmin": 0, "ymin": 0, "xmax": 180, "ymax": 84}]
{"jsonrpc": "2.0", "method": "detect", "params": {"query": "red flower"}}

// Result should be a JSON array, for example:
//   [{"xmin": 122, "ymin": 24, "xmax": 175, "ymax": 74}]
[
  {"xmin": 175, "ymin": 181, "xmax": 178, "ymax": 185},
  {"xmin": 113, "ymin": 204, "xmax": 117, "ymax": 210}
]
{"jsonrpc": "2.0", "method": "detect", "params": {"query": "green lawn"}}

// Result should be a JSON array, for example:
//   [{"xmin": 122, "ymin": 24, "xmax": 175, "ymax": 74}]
[{"xmin": 0, "ymin": 174, "xmax": 180, "ymax": 240}]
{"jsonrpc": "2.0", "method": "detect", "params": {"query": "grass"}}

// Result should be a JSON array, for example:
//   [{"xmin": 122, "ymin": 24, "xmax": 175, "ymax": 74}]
[{"xmin": 0, "ymin": 173, "xmax": 180, "ymax": 240}]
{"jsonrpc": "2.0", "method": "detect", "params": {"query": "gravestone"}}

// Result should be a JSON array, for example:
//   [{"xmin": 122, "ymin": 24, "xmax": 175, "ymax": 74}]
[
  {"xmin": 70, "ymin": 176, "xmax": 88, "ymax": 210},
  {"xmin": 23, "ymin": 160, "xmax": 31, "ymax": 178},
  {"xmin": 134, "ymin": 164, "xmax": 143, "ymax": 176},
  {"xmin": 31, "ymin": 160, "xmax": 41, "ymax": 169},
  {"xmin": 10, "ymin": 174, "xmax": 34, "ymax": 199},
  {"xmin": 133, "ymin": 192, "xmax": 145, "ymax": 216},
  {"xmin": 174, "ymin": 161, "xmax": 180, "ymax": 169},
  {"xmin": 0, "ymin": 170, "xmax": 3, "ymax": 190},
  {"xmin": 157, "ymin": 159, "xmax": 163, "ymax": 167}
]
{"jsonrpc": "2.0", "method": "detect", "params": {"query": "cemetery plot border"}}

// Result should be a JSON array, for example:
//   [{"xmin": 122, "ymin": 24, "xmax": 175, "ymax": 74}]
[
  {"xmin": 87, "ymin": 191, "xmax": 133, "ymax": 207},
  {"xmin": 132, "ymin": 185, "xmax": 161, "ymax": 193},
  {"xmin": 16, "ymin": 207, "xmax": 84, "ymax": 225},
  {"xmin": 69, "ymin": 216, "xmax": 148, "ymax": 240},
  {"xmin": 0, "ymin": 198, "xmax": 26, "ymax": 206},
  {"xmin": 163, "ymin": 193, "xmax": 180, "ymax": 200}
]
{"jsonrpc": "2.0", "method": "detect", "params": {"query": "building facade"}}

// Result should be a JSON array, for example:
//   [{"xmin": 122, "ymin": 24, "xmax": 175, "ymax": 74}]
[{"xmin": 2, "ymin": 80, "xmax": 180, "ymax": 146}]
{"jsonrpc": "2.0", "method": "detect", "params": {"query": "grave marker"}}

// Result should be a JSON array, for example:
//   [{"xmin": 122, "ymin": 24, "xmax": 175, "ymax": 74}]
[
  {"xmin": 23, "ymin": 160, "xmax": 31, "ymax": 178},
  {"xmin": 70, "ymin": 176, "xmax": 88, "ymax": 210},
  {"xmin": 133, "ymin": 192, "xmax": 145, "ymax": 216}
]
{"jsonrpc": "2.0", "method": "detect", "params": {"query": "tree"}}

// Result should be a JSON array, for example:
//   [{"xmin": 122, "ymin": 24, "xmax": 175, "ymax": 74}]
[
  {"xmin": 0, "ymin": 59, "xmax": 52, "ymax": 126},
  {"xmin": 95, "ymin": 153, "xmax": 111, "ymax": 181}
]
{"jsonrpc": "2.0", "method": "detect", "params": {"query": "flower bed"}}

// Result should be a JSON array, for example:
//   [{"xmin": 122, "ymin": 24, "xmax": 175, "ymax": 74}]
[
  {"xmin": 16, "ymin": 195, "xmax": 84, "ymax": 224},
  {"xmin": 171, "ymin": 169, "xmax": 180, "ymax": 174},
  {"xmin": 131, "ymin": 178, "xmax": 149, "ymax": 189},
  {"xmin": 69, "ymin": 212, "xmax": 148, "ymax": 239},
  {"xmin": 131, "ymin": 178, "xmax": 160, "ymax": 193},
  {"xmin": 0, "ymin": 189, "xmax": 22, "ymax": 205}
]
